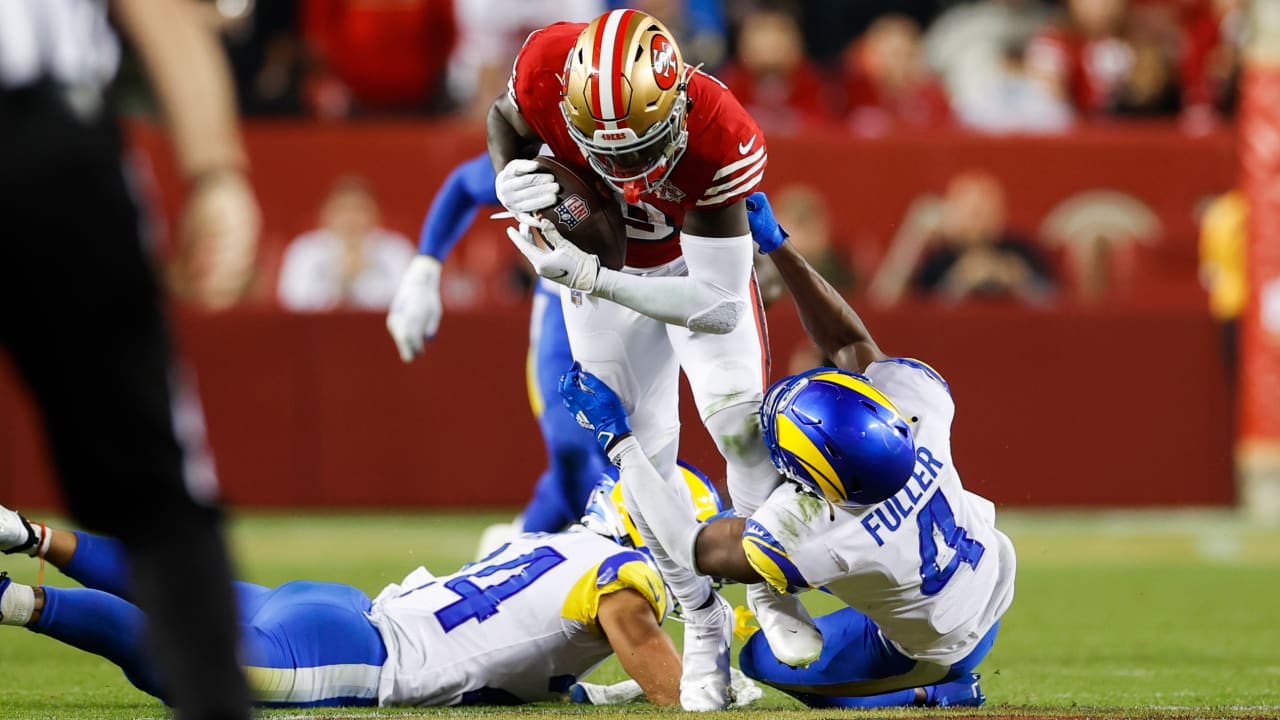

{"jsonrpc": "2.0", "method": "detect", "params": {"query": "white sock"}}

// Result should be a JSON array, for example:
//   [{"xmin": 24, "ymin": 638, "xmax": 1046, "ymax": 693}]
[
  {"xmin": 1, "ymin": 581, "xmax": 35, "ymax": 626},
  {"xmin": 576, "ymin": 679, "xmax": 644, "ymax": 705},
  {"xmin": 612, "ymin": 437, "xmax": 713, "ymax": 610},
  {"xmin": 32, "ymin": 525, "xmax": 52, "ymax": 558}
]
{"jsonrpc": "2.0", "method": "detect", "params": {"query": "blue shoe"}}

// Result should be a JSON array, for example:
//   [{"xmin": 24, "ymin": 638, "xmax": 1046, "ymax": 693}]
[
  {"xmin": 568, "ymin": 683, "xmax": 590, "ymax": 704},
  {"xmin": 927, "ymin": 673, "xmax": 985, "ymax": 707}
]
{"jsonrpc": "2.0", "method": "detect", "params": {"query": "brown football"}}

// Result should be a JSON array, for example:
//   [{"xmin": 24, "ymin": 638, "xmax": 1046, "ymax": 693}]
[{"xmin": 534, "ymin": 156, "xmax": 627, "ymax": 271}]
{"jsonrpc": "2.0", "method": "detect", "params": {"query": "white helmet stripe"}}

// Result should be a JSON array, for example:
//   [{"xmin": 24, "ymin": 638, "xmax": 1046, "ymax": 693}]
[{"xmin": 596, "ymin": 9, "xmax": 629, "ymax": 131}]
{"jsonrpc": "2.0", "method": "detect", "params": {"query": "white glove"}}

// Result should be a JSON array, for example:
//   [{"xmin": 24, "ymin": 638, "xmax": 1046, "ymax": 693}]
[
  {"xmin": 494, "ymin": 159, "xmax": 558, "ymax": 225},
  {"xmin": 385, "ymin": 255, "xmax": 443, "ymax": 363},
  {"xmin": 506, "ymin": 219, "xmax": 600, "ymax": 292}
]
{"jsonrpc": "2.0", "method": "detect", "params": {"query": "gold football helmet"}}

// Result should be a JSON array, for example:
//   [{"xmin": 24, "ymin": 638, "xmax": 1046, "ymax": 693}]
[{"xmin": 561, "ymin": 9, "xmax": 692, "ymax": 201}]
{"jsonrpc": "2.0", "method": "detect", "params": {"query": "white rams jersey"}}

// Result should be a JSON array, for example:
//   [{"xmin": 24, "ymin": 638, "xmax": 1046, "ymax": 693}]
[
  {"xmin": 744, "ymin": 358, "xmax": 1016, "ymax": 666},
  {"xmin": 367, "ymin": 530, "xmax": 667, "ymax": 706}
]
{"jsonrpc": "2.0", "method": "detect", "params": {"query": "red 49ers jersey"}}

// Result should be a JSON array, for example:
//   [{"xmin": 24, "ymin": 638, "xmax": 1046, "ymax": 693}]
[{"xmin": 507, "ymin": 22, "xmax": 767, "ymax": 268}]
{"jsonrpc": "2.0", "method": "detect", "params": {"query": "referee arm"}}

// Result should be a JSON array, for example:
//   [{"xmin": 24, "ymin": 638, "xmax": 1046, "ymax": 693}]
[{"xmin": 112, "ymin": 0, "xmax": 260, "ymax": 309}]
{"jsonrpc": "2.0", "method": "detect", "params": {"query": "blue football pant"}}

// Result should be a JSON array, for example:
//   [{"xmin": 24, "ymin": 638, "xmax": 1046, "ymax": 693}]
[
  {"xmin": 740, "ymin": 604, "xmax": 999, "ymax": 708},
  {"xmin": 520, "ymin": 280, "xmax": 607, "ymax": 532},
  {"xmin": 31, "ymin": 531, "xmax": 387, "ymax": 708}
]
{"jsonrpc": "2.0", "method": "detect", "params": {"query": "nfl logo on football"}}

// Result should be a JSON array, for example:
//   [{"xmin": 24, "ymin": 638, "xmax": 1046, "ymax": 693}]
[{"xmin": 554, "ymin": 194, "xmax": 591, "ymax": 230}]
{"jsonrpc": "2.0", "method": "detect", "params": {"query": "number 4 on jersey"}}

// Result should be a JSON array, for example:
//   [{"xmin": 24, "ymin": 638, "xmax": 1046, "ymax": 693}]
[
  {"xmin": 916, "ymin": 492, "xmax": 985, "ymax": 596},
  {"xmin": 435, "ymin": 546, "xmax": 567, "ymax": 632}
]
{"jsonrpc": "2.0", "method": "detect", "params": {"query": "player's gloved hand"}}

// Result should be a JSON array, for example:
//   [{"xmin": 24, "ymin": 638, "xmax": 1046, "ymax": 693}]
[
  {"xmin": 494, "ymin": 159, "xmax": 558, "ymax": 225},
  {"xmin": 559, "ymin": 362, "xmax": 632, "ymax": 454},
  {"xmin": 385, "ymin": 255, "xmax": 443, "ymax": 363},
  {"xmin": 506, "ymin": 219, "xmax": 600, "ymax": 292},
  {"xmin": 745, "ymin": 191, "xmax": 788, "ymax": 254}
]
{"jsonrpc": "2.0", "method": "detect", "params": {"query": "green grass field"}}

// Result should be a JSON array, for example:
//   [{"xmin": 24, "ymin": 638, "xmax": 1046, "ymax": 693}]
[{"xmin": 2, "ymin": 510, "xmax": 1278, "ymax": 719}]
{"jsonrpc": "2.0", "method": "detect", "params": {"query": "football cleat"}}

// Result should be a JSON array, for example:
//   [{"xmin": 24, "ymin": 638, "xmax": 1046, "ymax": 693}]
[
  {"xmin": 0, "ymin": 505, "xmax": 38, "ymax": 556},
  {"xmin": 473, "ymin": 520, "xmax": 521, "ymax": 561},
  {"xmin": 679, "ymin": 593, "xmax": 734, "ymax": 711},
  {"xmin": 746, "ymin": 583, "xmax": 823, "ymax": 667},
  {"xmin": 927, "ymin": 673, "xmax": 985, "ymax": 707},
  {"xmin": 760, "ymin": 367, "xmax": 915, "ymax": 507}
]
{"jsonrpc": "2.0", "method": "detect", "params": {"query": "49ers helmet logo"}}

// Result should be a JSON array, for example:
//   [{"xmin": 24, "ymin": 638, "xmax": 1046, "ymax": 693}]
[{"xmin": 651, "ymin": 35, "xmax": 677, "ymax": 90}]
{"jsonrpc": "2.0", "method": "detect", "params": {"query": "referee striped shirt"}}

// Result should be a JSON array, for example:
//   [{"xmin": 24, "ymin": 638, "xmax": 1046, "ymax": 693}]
[{"xmin": 0, "ymin": 0, "xmax": 120, "ymax": 91}]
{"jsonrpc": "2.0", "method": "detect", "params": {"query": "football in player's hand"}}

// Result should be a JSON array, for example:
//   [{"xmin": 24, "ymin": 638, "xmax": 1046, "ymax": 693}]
[{"xmin": 533, "ymin": 157, "xmax": 627, "ymax": 270}]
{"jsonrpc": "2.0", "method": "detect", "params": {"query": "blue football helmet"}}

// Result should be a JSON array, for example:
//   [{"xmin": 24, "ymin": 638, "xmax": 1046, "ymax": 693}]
[
  {"xmin": 760, "ymin": 367, "xmax": 915, "ymax": 507},
  {"xmin": 580, "ymin": 460, "xmax": 724, "ymax": 550}
]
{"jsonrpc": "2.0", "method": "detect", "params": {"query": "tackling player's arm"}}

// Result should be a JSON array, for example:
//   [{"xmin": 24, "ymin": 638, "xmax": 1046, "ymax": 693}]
[
  {"xmin": 768, "ymin": 233, "xmax": 887, "ymax": 373},
  {"xmin": 693, "ymin": 516, "xmax": 760, "ymax": 584},
  {"xmin": 596, "ymin": 589, "xmax": 680, "ymax": 706}
]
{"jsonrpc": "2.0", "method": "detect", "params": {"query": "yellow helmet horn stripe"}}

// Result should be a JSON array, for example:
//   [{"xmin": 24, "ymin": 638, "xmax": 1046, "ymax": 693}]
[
  {"xmin": 775, "ymin": 414, "xmax": 848, "ymax": 502},
  {"xmin": 810, "ymin": 371, "xmax": 906, "ymax": 423}
]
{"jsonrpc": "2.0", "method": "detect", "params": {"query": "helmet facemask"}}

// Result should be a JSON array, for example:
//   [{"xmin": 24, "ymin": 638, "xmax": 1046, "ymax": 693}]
[
  {"xmin": 561, "ymin": 69, "xmax": 691, "ymax": 203},
  {"xmin": 760, "ymin": 372, "xmax": 813, "ymax": 485}
]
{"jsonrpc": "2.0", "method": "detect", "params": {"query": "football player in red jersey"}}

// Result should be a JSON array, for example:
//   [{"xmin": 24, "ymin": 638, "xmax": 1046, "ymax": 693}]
[{"xmin": 486, "ymin": 9, "xmax": 820, "ymax": 711}]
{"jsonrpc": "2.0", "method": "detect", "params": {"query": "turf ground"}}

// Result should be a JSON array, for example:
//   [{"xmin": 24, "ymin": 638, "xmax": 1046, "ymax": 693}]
[{"xmin": 1, "ymin": 510, "xmax": 1278, "ymax": 719}]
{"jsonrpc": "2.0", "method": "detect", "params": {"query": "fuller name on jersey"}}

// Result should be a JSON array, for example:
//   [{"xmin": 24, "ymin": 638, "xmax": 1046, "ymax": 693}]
[
  {"xmin": 743, "ymin": 359, "xmax": 1017, "ymax": 666},
  {"xmin": 508, "ymin": 21, "xmax": 767, "ymax": 269}
]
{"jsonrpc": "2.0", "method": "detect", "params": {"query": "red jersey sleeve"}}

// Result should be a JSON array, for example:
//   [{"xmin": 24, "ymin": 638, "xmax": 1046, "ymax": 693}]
[
  {"xmin": 682, "ymin": 71, "xmax": 768, "ymax": 210},
  {"xmin": 506, "ymin": 22, "xmax": 586, "ymax": 156}
]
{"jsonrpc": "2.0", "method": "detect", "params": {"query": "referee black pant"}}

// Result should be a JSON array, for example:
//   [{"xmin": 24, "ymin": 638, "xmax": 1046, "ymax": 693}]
[{"xmin": 0, "ymin": 86, "xmax": 251, "ymax": 720}]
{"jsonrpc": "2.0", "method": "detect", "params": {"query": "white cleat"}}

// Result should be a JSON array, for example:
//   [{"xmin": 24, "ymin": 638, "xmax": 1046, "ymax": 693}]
[
  {"xmin": 747, "ymin": 583, "xmax": 823, "ymax": 667},
  {"xmin": 680, "ymin": 592, "xmax": 733, "ymax": 711},
  {"xmin": 728, "ymin": 667, "xmax": 764, "ymax": 708},
  {"xmin": 0, "ymin": 505, "xmax": 38, "ymax": 556},
  {"xmin": 473, "ymin": 519, "xmax": 521, "ymax": 560}
]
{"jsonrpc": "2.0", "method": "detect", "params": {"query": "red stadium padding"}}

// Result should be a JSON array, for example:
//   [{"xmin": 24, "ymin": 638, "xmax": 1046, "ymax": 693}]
[
  {"xmin": 0, "ymin": 304, "xmax": 1232, "ymax": 509},
  {"xmin": 1, "ymin": 123, "xmax": 1239, "ymax": 509}
]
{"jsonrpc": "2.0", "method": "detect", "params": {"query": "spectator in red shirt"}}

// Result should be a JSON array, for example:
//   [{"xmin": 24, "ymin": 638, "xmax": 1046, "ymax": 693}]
[
  {"xmin": 1025, "ymin": 0, "xmax": 1133, "ymax": 116},
  {"xmin": 717, "ymin": 3, "xmax": 840, "ymax": 133},
  {"xmin": 842, "ymin": 15, "xmax": 952, "ymax": 135},
  {"xmin": 302, "ymin": 0, "xmax": 455, "ymax": 116},
  {"xmin": 1177, "ymin": 0, "xmax": 1244, "ymax": 120}
]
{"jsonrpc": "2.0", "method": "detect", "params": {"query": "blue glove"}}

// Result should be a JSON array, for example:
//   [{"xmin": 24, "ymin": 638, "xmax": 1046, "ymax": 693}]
[
  {"xmin": 559, "ymin": 362, "xmax": 632, "ymax": 454},
  {"xmin": 746, "ymin": 191, "xmax": 788, "ymax": 254}
]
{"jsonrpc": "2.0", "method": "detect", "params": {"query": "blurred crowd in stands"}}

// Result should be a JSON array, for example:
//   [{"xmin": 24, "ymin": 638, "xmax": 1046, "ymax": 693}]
[
  {"xmin": 163, "ymin": 0, "xmax": 1243, "ymax": 316},
  {"xmin": 199, "ymin": 0, "xmax": 1245, "ymax": 133}
]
